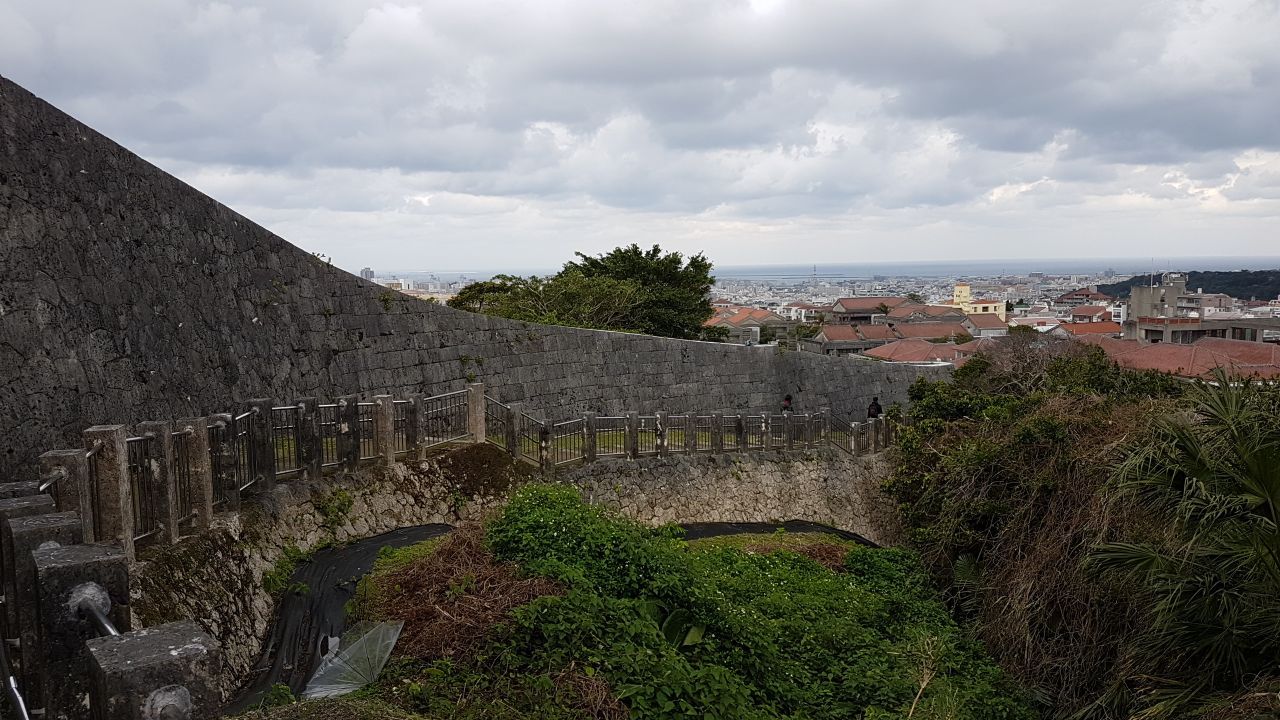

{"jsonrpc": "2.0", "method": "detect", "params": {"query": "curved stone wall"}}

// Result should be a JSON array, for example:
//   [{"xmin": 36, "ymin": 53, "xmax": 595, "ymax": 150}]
[{"xmin": 0, "ymin": 75, "xmax": 944, "ymax": 480}]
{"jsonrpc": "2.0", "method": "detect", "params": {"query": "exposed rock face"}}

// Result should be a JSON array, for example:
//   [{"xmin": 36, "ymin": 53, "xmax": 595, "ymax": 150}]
[
  {"xmin": 130, "ymin": 444, "xmax": 899, "ymax": 698},
  {"xmin": 0, "ymin": 75, "xmax": 945, "ymax": 481}
]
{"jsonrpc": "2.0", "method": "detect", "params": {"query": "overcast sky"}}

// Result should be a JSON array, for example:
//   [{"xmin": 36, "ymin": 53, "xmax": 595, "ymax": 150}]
[{"xmin": 4, "ymin": 0, "xmax": 1279, "ymax": 273}]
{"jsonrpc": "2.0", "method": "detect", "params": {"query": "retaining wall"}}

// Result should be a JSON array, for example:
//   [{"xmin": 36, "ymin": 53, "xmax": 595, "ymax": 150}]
[{"xmin": 0, "ymin": 75, "xmax": 947, "ymax": 481}]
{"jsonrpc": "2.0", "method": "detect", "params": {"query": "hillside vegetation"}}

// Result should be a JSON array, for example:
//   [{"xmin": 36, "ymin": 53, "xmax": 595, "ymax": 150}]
[
  {"xmin": 1096, "ymin": 269, "xmax": 1280, "ymax": 300},
  {"xmin": 244, "ymin": 486, "xmax": 1031, "ymax": 719},
  {"xmin": 885, "ymin": 336, "xmax": 1280, "ymax": 719}
]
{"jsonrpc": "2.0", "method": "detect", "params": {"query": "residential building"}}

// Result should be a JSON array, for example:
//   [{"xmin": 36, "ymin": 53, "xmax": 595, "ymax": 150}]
[
  {"xmin": 703, "ymin": 306, "xmax": 791, "ymax": 344},
  {"xmin": 1069, "ymin": 306, "xmax": 1112, "ymax": 323},
  {"xmin": 947, "ymin": 283, "xmax": 1007, "ymax": 320},
  {"xmin": 360, "ymin": 267, "xmax": 375, "ymax": 280},
  {"xmin": 964, "ymin": 313, "xmax": 1009, "ymax": 338},
  {"xmin": 829, "ymin": 296, "xmax": 909, "ymax": 324},
  {"xmin": 1055, "ymin": 287, "xmax": 1114, "ymax": 308},
  {"xmin": 863, "ymin": 339, "xmax": 971, "ymax": 365}
]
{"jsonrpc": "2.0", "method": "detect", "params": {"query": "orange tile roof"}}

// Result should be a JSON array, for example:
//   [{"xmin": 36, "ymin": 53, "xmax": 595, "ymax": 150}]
[
  {"xmin": 855, "ymin": 323, "xmax": 898, "ymax": 340},
  {"xmin": 815, "ymin": 324, "xmax": 860, "ymax": 342},
  {"xmin": 832, "ymin": 296, "xmax": 908, "ymax": 312},
  {"xmin": 888, "ymin": 304, "xmax": 965, "ymax": 319}
]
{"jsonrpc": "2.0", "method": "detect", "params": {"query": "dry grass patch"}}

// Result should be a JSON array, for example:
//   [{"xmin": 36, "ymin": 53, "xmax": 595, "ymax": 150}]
[{"xmin": 687, "ymin": 532, "xmax": 858, "ymax": 571}]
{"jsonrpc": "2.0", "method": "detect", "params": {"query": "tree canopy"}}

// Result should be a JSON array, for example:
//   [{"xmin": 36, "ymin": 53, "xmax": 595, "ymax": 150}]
[{"xmin": 448, "ymin": 244, "xmax": 719, "ymax": 339}]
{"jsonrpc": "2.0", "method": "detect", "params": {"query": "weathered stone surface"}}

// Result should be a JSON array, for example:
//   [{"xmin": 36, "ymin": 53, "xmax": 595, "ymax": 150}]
[
  {"xmin": 87, "ymin": 620, "xmax": 220, "ymax": 720},
  {"xmin": 0, "ymin": 75, "xmax": 946, "ymax": 483}
]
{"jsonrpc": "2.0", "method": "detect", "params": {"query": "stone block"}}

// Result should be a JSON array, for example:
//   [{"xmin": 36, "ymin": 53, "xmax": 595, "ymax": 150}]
[
  {"xmin": 6, "ymin": 511, "xmax": 82, "ymax": 705},
  {"xmin": 87, "ymin": 621, "xmax": 221, "ymax": 720}
]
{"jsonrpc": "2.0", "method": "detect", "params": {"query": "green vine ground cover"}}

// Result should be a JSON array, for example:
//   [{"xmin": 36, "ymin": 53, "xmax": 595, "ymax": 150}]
[{"xmin": 243, "ymin": 485, "xmax": 1032, "ymax": 720}]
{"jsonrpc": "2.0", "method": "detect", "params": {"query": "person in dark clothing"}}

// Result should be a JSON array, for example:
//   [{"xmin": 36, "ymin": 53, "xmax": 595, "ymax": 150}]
[
  {"xmin": 781, "ymin": 394, "xmax": 793, "ymax": 414},
  {"xmin": 867, "ymin": 397, "xmax": 883, "ymax": 419}
]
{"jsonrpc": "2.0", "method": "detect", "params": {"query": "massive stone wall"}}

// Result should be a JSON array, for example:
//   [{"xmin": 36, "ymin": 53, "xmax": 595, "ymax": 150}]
[{"xmin": 0, "ymin": 75, "xmax": 946, "ymax": 480}]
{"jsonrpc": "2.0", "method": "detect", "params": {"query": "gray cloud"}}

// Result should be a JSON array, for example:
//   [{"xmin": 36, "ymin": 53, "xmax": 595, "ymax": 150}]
[{"xmin": 3, "ymin": 0, "xmax": 1279, "ymax": 270}]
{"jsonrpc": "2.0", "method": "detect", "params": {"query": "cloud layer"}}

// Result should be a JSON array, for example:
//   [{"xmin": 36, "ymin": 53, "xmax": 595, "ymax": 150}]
[{"xmin": 5, "ymin": 0, "xmax": 1279, "ymax": 271}]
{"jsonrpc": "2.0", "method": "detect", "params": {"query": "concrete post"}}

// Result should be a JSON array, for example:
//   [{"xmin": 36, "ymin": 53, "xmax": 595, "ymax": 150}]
[
  {"xmin": 801, "ymin": 413, "xmax": 812, "ymax": 448},
  {"xmin": 538, "ymin": 423, "xmax": 551, "ymax": 472},
  {"xmin": 294, "ymin": 399, "xmax": 321, "ymax": 481},
  {"xmin": 83, "ymin": 426, "xmax": 133, "ymax": 561},
  {"xmin": 655, "ymin": 412, "xmax": 668, "ymax": 457},
  {"xmin": 582, "ymin": 413, "xmax": 597, "ymax": 463},
  {"xmin": 207, "ymin": 413, "xmax": 237, "ymax": 513},
  {"xmin": 884, "ymin": 416, "xmax": 896, "ymax": 446},
  {"xmin": 711, "ymin": 414, "xmax": 724, "ymax": 454},
  {"xmin": 33, "ymin": 543, "xmax": 130, "ymax": 719},
  {"xmin": 338, "ymin": 395, "xmax": 360, "ymax": 471},
  {"xmin": 87, "ymin": 620, "xmax": 221, "ymax": 720},
  {"xmin": 373, "ymin": 395, "xmax": 396, "ymax": 465},
  {"xmin": 783, "ymin": 414, "xmax": 794, "ymax": 450},
  {"xmin": 762, "ymin": 413, "xmax": 773, "ymax": 451},
  {"xmin": 625, "ymin": 412, "xmax": 639, "ymax": 459},
  {"xmin": 136, "ymin": 420, "xmax": 178, "ymax": 546},
  {"xmin": 404, "ymin": 396, "xmax": 421, "ymax": 461},
  {"xmin": 869, "ymin": 418, "xmax": 883, "ymax": 452},
  {"xmin": 0, "ymin": 494, "xmax": 57, "ymax": 634},
  {"xmin": 175, "ymin": 418, "xmax": 213, "ymax": 531},
  {"xmin": 247, "ymin": 399, "xmax": 276, "ymax": 492},
  {"xmin": 685, "ymin": 416, "xmax": 698, "ymax": 454},
  {"xmin": 466, "ymin": 382, "xmax": 486, "ymax": 443},
  {"xmin": 39, "ymin": 449, "xmax": 93, "ymax": 541},
  {"xmin": 735, "ymin": 415, "xmax": 748, "ymax": 452},
  {"xmin": 409, "ymin": 395, "xmax": 427, "ymax": 460},
  {"xmin": 7, "ymin": 511, "xmax": 82, "ymax": 704},
  {"xmin": 506, "ymin": 403, "xmax": 523, "ymax": 462}
]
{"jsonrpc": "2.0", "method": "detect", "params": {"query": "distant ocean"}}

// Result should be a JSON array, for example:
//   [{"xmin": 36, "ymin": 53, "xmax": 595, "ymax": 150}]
[{"xmin": 713, "ymin": 256, "xmax": 1280, "ymax": 281}]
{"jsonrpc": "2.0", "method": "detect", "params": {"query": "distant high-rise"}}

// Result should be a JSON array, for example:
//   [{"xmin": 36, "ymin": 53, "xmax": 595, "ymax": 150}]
[{"xmin": 360, "ymin": 267, "xmax": 375, "ymax": 280}]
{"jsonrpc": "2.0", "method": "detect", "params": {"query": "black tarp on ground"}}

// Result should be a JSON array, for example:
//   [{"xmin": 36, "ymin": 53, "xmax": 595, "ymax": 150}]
[{"xmin": 223, "ymin": 520, "xmax": 873, "ymax": 714}]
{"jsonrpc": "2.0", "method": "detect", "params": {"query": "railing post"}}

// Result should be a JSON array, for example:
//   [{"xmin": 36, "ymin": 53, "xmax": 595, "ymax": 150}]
[
  {"xmin": 538, "ymin": 423, "xmax": 551, "ymax": 472},
  {"xmin": 374, "ymin": 395, "xmax": 395, "ymax": 466},
  {"xmin": 582, "ymin": 413, "xmax": 597, "ymax": 463},
  {"xmin": 869, "ymin": 418, "xmax": 882, "ymax": 452},
  {"xmin": 735, "ymin": 415, "xmax": 748, "ymax": 452},
  {"xmin": 405, "ymin": 395, "xmax": 421, "ymax": 460},
  {"xmin": 176, "ymin": 417, "xmax": 214, "ymax": 531},
  {"xmin": 7, "ymin": 511, "xmax": 82, "ymax": 706},
  {"xmin": 655, "ymin": 412, "xmax": 668, "ymax": 456},
  {"xmin": 33, "ymin": 543, "xmax": 131, "ymax": 719},
  {"xmin": 685, "ymin": 416, "xmax": 698, "ymax": 454},
  {"xmin": 850, "ymin": 421, "xmax": 864, "ymax": 456},
  {"xmin": 294, "ymin": 399, "xmax": 321, "ymax": 481},
  {"xmin": 783, "ymin": 414, "xmax": 794, "ymax": 450},
  {"xmin": 0, "ymin": 493, "xmax": 57, "ymax": 636},
  {"xmin": 506, "ymin": 403, "xmax": 522, "ymax": 462},
  {"xmin": 762, "ymin": 412, "xmax": 773, "ymax": 451},
  {"xmin": 625, "ymin": 412, "xmax": 639, "ymax": 459},
  {"xmin": 87, "ymin": 620, "xmax": 221, "ymax": 720},
  {"xmin": 466, "ymin": 382, "xmax": 486, "ymax": 443},
  {"xmin": 410, "ymin": 395, "xmax": 427, "ymax": 460},
  {"xmin": 801, "ymin": 413, "xmax": 813, "ymax": 449},
  {"xmin": 338, "ymin": 395, "xmax": 360, "ymax": 471},
  {"xmin": 40, "ymin": 449, "xmax": 94, "ymax": 542},
  {"xmin": 884, "ymin": 416, "xmax": 896, "ymax": 446},
  {"xmin": 137, "ymin": 420, "xmax": 179, "ymax": 545},
  {"xmin": 208, "ymin": 414, "xmax": 238, "ymax": 513},
  {"xmin": 247, "ymin": 399, "xmax": 276, "ymax": 492},
  {"xmin": 84, "ymin": 425, "xmax": 134, "ymax": 561},
  {"xmin": 711, "ymin": 413, "xmax": 724, "ymax": 454}
]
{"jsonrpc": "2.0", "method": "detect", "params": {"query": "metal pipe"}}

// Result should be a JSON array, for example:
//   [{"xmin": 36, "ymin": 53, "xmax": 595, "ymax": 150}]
[
  {"xmin": 78, "ymin": 599, "xmax": 120, "ymax": 637},
  {"xmin": 38, "ymin": 466, "xmax": 66, "ymax": 493},
  {"xmin": 85, "ymin": 440, "xmax": 104, "ymax": 459}
]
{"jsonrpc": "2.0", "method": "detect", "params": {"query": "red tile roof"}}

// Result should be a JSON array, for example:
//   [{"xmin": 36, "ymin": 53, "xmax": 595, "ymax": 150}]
[
  {"xmin": 1062, "ymin": 321, "xmax": 1123, "ymax": 335},
  {"xmin": 815, "ymin": 324, "xmax": 860, "ymax": 342},
  {"xmin": 1072, "ymin": 305, "xmax": 1109, "ymax": 315},
  {"xmin": 856, "ymin": 323, "xmax": 898, "ymax": 340},
  {"xmin": 832, "ymin": 296, "xmax": 908, "ymax": 313},
  {"xmin": 1073, "ymin": 335, "xmax": 1280, "ymax": 378},
  {"xmin": 864, "ymin": 339, "xmax": 968, "ymax": 363},
  {"xmin": 965, "ymin": 313, "xmax": 1008, "ymax": 329},
  {"xmin": 887, "ymin": 303, "xmax": 964, "ymax": 319},
  {"xmin": 893, "ymin": 322, "xmax": 970, "ymax": 339}
]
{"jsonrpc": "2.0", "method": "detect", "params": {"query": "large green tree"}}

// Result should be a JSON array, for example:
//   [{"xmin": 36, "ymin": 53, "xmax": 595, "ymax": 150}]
[
  {"xmin": 449, "ymin": 244, "xmax": 718, "ymax": 339},
  {"xmin": 564, "ymin": 244, "xmax": 717, "ymax": 339}
]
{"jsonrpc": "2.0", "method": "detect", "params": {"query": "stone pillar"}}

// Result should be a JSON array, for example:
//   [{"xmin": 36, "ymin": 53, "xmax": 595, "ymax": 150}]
[
  {"xmin": 404, "ymin": 396, "xmax": 421, "ymax": 461},
  {"xmin": 655, "ymin": 412, "xmax": 668, "ymax": 457},
  {"xmin": 0, "ymin": 481, "xmax": 39, "ymax": 499},
  {"xmin": 136, "ymin": 420, "xmax": 178, "ymax": 546},
  {"xmin": 0, "ymin": 494, "xmax": 57, "ymax": 633},
  {"xmin": 582, "ymin": 413, "xmax": 597, "ymax": 463},
  {"xmin": 7, "ymin": 511, "xmax": 82, "ymax": 705},
  {"xmin": 783, "ymin": 414, "xmax": 794, "ymax": 450},
  {"xmin": 685, "ymin": 416, "xmax": 698, "ymax": 454},
  {"xmin": 87, "ymin": 620, "xmax": 221, "ymax": 720},
  {"xmin": 538, "ymin": 423, "xmax": 551, "ymax": 472},
  {"xmin": 801, "ymin": 413, "xmax": 813, "ymax": 448},
  {"xmin": 338, "ymin": 395, "xmax": 360, "ymax": 471},
  {"xmin": 625, "ymin": 412, "xmax": 639, "ymax": 459},
  {"xmin": 83, "ymin": 426, "xmax": 133, "ymax": 561},
  {"xmin": 207, "ymin": 414, "xmax": 238, "ymax": 513},
  {"xmin": 466, "ymin": 382, "xmax": 486, "ymax": 443},
  {"xmin": 34, "ymin": 543, "xmax": 130, "ymax": 719},
  {"xmin": 711, "ymin": 413, "xmax": 724, "ymax": 453},
  {"xmin": 735, "ymin": 415, "xmax": 748, "ymax": 452},
  {"xmin": 247, "ymin": 399, "xmax": 276, "ymax": 492},
  {"xmin": 870, "ymin": 418, "xmax": 884, "ymax": 452},
  {"xmin": 506, "ymin": 403, "xmax": 523, "ymax": 462},
  {"xmin": 849, "ymin": 422, "xmax": 863, "ymax": 456},
  {"xmin": 762, "ymin": 413, "xmax": 773, "ymax": 451},
  {"xmin": 373, "ymin": 395, "xmax": 396, "ymax": 466},
  {"xmin": 39, "ymin": 450, "xmax": 89, "ymax": 528},
  {"xmin": 295, "ymin": 399, "xmax": 321, "ymax": 481},
  {"xmin": 175, "ymin": 418, "xmax": 213, "ymax": 531}
]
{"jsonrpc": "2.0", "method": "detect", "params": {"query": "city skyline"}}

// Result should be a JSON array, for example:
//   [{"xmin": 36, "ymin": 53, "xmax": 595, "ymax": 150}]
[{"xmin": 4, "ymin": 0, "xmax": 1279, "ymax": 270}]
